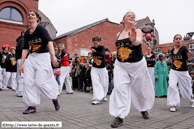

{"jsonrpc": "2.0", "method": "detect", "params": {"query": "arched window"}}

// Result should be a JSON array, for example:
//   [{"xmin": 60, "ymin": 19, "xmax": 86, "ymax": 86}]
[{"xmin": 0, "ymin": 7, "xmax": 23, "ymax": 22}]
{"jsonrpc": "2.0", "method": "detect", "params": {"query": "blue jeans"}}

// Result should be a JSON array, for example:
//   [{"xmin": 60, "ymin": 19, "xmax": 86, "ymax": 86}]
[{"xmin": 54, "ymin": 75, "xmax": 60, "ymax": 85}]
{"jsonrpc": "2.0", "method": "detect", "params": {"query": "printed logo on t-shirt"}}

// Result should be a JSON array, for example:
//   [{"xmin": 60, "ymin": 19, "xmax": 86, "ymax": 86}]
[
  {"xmin": 146, "ymin": 58, "xmax": 155, "ymax": 61},
  {"xmin": 148, "ymin": 63, "xmax": 151, "ymax": 66},
  {"xmin": 172, "ymin": 55, "xmax": 183, "ymax": 60},
  {"xmin": 30, "ymin": 44, "xmax": 41, "ymax": 52},
  {"xmin": 118, "ymin": 46, "xmax": 132, "ymax": 61},
  {"xmin": 93, "ymin": 56, "xmax": 102, "ymax": 66},
  {"xmin": 173, "ymin": 60, "xmax": 183, "ymax": 70},
  {"xmin": 28, "ymin": 38, "xmax": 42, "ymax": 52},
  {"xmin": 2, "ymin": 55, "xmax": 7, "ymax": 59}
]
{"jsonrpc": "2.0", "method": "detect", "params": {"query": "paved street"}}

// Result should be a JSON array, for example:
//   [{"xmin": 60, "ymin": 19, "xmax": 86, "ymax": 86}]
[{"xmin": 1, "ymin": 89, "xmax": 194, "ymax": 129}]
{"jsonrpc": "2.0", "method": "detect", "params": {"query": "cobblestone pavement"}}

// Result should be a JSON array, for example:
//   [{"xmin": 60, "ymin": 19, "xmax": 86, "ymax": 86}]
[{"xmin": 0, "ymin": 89, "xmax": 194, "ymax": 129}]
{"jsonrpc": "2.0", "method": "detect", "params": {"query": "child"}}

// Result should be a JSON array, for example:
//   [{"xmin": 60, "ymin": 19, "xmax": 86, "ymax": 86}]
[{"xmin": 52, "ymin": 48, "xmax": 61, "ymax": 95}]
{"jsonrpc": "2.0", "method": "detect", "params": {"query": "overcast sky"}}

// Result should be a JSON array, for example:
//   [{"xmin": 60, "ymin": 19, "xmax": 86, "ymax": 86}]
[{"xmin": 39, "ymin": 0, "xmax": 194, "ymax": 44}]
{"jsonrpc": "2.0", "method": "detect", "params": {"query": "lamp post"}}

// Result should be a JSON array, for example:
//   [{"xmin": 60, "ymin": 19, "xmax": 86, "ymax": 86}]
[{"xmin": 187, "ymin": 32, "xmax": 194, "ymax": 53}]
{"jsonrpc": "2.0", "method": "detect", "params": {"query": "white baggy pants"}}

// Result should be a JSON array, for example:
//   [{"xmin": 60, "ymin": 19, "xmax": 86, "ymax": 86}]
[
  {"xmin": 16, "ymin": 59, "xmax": 24, "ymax": 96},
  {"xmin": 109, "ymin": 57, "xmax": 155, "ymax": 118},
  {"xmin": 3, "ymin": 72, "xmax": 17, "ymax": 90},
  {"xmin": 148, "ymin": 67, "xmax": 155, "ymax": 89},
  {"xmin": 167, "ymin": 69, "xmax": 193, "ymax": 107},
  {"xmin": 60, "ymin": 66, "xmax": 73, "ymax": 94},
  {"xmin": 91, "ymin": 67, "xmax": 108, "ymax": 101},
  {"xmin": 1, "ymin": 68, "xmax": 7, "ymax": 88},
  {"xmin": 23, "ymin": 53, "xmax": 58, "ymax": 106}
]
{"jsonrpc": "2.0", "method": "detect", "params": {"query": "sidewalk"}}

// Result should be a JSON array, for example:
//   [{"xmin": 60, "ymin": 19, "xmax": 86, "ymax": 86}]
[{"xmin": 0, "ymin": 89, "xmax": 194, "ymax": 129}]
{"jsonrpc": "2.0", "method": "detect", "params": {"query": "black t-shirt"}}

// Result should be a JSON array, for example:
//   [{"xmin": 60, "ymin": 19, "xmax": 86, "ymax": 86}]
[
  {"xmin": 0, "ymin": 51, "xmax": 9, "ymax": 68},
  {"xmin": 23, "ymin": 24, "xmax": 52, "ymax": 53},
  {"xmin": 171, "ymin": 46, "xmax": 188, "ymax": 71},
  {"xmin": 146, "ymin": 54, "xmax": 155, "ymax": 67},
  {"xmin": 91, "ymin": 45, "xmax": 105, "ymax": 68},
  {"xmin": 16, "ymin": 35, "xmax": 24, "ymax": 60},
  {"xmin": 5, "ymin": 54, "xmax": 17, "ymax": 72},
  {"xmin": 115, "ymin": 38, "xmax": 143, "ymax": 62}
]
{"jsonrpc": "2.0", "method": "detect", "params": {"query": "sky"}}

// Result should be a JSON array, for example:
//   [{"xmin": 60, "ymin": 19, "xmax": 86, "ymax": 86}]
[{"xmin": 39, "ymin": 0, "xmax": 194, "ymax": 44}]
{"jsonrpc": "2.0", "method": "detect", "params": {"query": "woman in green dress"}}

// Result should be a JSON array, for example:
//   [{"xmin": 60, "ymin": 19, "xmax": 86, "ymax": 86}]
[{"xmin": 155, "ymin": 53, "xmax": 169, "ymax": 97}]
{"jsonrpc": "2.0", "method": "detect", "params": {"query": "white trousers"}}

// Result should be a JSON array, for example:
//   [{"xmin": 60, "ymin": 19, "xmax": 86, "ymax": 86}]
[
  {"xmin": 1, "ymin": 68, "xmax": 7, "ymax": 88},
  {"xmin": 16, "ymin": 59, "xmax": 24, "ymax": 96},
  {"xmin": 23, "ymin": 53, "xmax": 58, "ymax": 106},
  {"xmin": 91, "ymin": 67, "xmax": 108, "ymax": 101},
  {"xmin": 167, "ymin": 69, "xmax": 193, "ymax": 107},
  {"xmin": 109, "ymin": 57, "xmax": 155, "ymax": 118},
  {"xmin": 3, "ymin": 72, "xmax": 17, "ymax": 89},
  {"xmin": 148, "ymin": 67, "xmax": 155, "ymax": 89},
  {"xmin": 60, "ymin": 66, "xmax": 73, "ymax": 93}
]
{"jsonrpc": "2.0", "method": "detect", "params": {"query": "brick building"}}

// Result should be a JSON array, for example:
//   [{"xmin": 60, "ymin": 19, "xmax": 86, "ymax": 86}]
[
  {"xmin": 0, "ymin": 0, "xmax": 57, "ymax": 48},
  {"xmin": 54, "ymin": 17, "xmax": 158, "ymax": 55}
]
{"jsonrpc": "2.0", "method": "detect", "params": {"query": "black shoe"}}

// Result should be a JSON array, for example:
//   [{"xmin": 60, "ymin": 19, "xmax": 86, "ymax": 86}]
[
  {"xmin": 66, "ymin": 92, "xmax": 73, "ymax": 94},
  {"xmin": 111, "ymin": 117, "xmax": 123, "ymax": 128},
  {"xmin": 141, "ymin": 111, "xmax": 149, "ymax": 119},
  {"xmin": 17, "ymin": 95, "xmax": 23, "ymax": 97}
]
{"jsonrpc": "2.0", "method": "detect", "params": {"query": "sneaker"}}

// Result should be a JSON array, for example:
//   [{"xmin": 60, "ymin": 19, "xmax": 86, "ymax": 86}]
[
  {"xmin": 2, "ymin": 88, "xmax": 8, "ymax": 90},
  {"xmin": 23, "ymin": 106, "xmax": 36, "ymax": 114},
  {"xmin": 92, "ymin": 100, "xmax": 100, "ymax": 105},
  {"xmin": 52, "ymin": 98, "xmax": 60, "ymax": 111},
  {"xmin": 103, "ymin": 97, "xmax": 107, "ymax": 102},
  {"xmin": 170, "ymin": 106, "xmax": 176, "ymax": 112},
  {"xmin": 190, "ymin": 101, "xmax": 194, "ymax": 108},
  {"xmin": 141, "ymin": 111, "xmax": 149, "ymax": 119},
  {"xmin": 111, "ymin": 117, "xmax": 123, "ymax": 128}
]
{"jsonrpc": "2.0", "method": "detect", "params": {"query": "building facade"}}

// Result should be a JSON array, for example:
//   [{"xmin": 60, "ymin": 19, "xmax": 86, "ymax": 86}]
[
  {"xmin": 0, "ymin": 0, "xmax": 57, "ymax": 48},
  {"xmin": 54, "ymin": 17, "xmax": 158, "ymax": 55}
]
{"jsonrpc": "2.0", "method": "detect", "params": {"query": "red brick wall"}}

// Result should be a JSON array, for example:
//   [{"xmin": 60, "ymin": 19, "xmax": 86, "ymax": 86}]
[
  {"xmin": 0, "ymin": 0, "xmax": 39, "ymax": 49},
  {"xmin": 54, "ymin": 21, "xmax": 148, "ymax": 54}
]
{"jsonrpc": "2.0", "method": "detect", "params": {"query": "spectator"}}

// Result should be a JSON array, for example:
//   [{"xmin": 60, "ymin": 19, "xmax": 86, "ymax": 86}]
[
  {"xmin": 71, "ymin": 60, "xmax": 77, "ymax": 90},
  {"xmin": 105, "ymin": 59, "xmax": 112, "ymax": 95},
  {"xmin": 85, "ymin": 52, "xmax": 93, "ymax": 92},
  {"xmin": 52, "ymin": 48, "xmax": 61, "ymax": 96},
  {"xmin": 155, "ymin": 53, "xmax": 169, "ymax": 97},
  {"xmin": 104, "ymin": 48, "xmax": 111, "ymax": 66}
]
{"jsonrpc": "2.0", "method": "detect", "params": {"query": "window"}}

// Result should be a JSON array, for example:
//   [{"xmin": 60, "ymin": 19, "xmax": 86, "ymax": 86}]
[
  {"xmin": 154, "ymin": 48, "xmax": 161, "ymax": 53},
  {"xmin": 0, "ymin": 7, "xmax": 23, "ymax": 22}
]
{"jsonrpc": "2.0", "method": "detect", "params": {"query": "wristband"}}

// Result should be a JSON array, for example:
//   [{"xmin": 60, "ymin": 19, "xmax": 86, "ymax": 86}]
[
  {"xmin": 131, "ymin": 38, "xmax": 136, "ymax": 43},
  {"xmin": 51, "ymin": 54, "xmax": 54, "ymax": 56}
]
